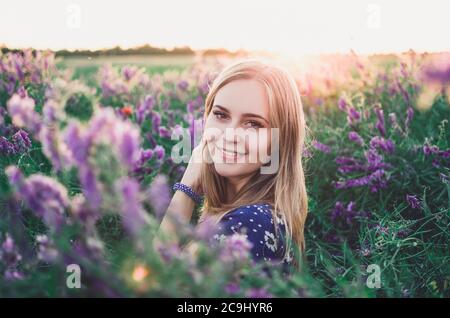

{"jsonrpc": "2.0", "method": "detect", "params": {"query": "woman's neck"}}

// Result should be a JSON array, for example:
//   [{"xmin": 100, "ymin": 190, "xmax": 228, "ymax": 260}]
[{"xmin": 225, "ymin": 174, "xmax": 253, "ymax": 202}]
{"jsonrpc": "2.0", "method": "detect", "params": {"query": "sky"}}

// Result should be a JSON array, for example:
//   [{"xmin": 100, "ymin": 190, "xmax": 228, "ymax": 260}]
[{"xmin": 1, "ymin": 0, "xmax": 449, "ymax": 55}]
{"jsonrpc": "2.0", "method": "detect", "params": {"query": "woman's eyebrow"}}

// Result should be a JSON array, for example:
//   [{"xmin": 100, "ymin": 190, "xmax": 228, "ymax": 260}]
[{"xmin": 213, "ymin": 104, "xmax": 269, "ymax": 124}]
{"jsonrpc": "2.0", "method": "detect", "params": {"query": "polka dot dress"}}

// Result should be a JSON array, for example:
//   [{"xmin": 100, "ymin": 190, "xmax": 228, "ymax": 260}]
[{"xmin": 209, "ymin": 202, "xmax": 295, "ymax": 273}]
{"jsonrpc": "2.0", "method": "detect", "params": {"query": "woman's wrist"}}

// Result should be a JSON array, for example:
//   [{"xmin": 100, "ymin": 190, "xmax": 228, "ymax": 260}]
[{"xmin": 173, "ymin": 182, "xmax": 203, "ymax": 205}]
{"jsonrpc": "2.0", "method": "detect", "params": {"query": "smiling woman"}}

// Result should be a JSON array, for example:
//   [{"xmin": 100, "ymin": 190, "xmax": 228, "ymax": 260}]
[{"xmin": 158, "ymin": 59, "xmax": 309, "ymax": 273}]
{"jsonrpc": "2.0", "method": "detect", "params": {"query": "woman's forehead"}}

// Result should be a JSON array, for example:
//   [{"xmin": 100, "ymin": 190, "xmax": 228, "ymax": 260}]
[{"xmin": 214, "ymin": 79, "xmax": 269, "ymax": 118}]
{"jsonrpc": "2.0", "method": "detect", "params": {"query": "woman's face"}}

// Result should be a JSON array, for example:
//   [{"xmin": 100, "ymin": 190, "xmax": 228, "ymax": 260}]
[{"xmin": 204, "ymin": 79, "xmax": 272, "ymax": 178}]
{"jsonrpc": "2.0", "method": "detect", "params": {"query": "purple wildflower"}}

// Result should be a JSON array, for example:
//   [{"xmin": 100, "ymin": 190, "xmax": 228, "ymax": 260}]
[
  {"xmin": 6, "ymin": 93, "xmax": 42, "ymax": 135},
  {"xmin": 12, "ymin": 129, "xmax": 31, "ymax": 153},
  {"xmin": 347, "ymin": 107, "xmax": 361, "ymax": 126},
  {"xmin": 154, "ymin": 145, "xmax": 165, "ymax": 160},
  {"xmin": 369, "ymin": 136, "xmax": 395, "ymax": 154},
  {"xmin": 225, "ymin": 282, "xmax": 241, "ymax": 295},
  {"xmin": 348, "ymin": 131, "xmax": 364, "ymax": 146},
  {"xmin": 36, "ymin": 235, "xmax": 59, "ymax": 263},
  {"xmin": 147, "ymin": 174, "xmax": 171, "ymax": 219},
  {"xmin": 115, "ymin": 177, "xmax": 150, "ymax": 237},
  {"xmin": 219, "ymin": 233, "xmax": 253, "ymax": 263},
  {"xmin": 6, "ymin": 166, "xmax": 69, "ymax": 232},
  {"xmin": 406, "ymin": 194, "xmax": 421, "ymax": 210},
  {"xmin": 158, "ymin": 126, "xmax": 171, "ymax": 138},
  {"xmin": 405, "ymin": 107, "xmax": 414, "ymax": 130},
  {"xmin": 338, "ymin": 97, "xmax": 348, "ymax": 111},
  {"xmin": 312, "ymin": 141, "xmax": 331, "ymax": 154},
  {"xmin": 245, "ymin": 287, "xmax": 273, "ymax": 298},
  {"xmin": 374, "ymin": 105, "xmax": 386, "ymax": 137}
]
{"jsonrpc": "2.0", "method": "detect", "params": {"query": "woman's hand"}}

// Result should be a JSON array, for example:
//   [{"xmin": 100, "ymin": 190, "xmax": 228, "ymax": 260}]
[{"xmin": 180, "ymin": 136, "xmax": 208, "ymax": 195}]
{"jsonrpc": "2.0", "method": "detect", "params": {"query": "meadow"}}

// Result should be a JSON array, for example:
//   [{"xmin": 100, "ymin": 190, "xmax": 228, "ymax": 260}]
[{"xmin": 0, "ymin": 49, "xmax": 448, "ymax": 297}]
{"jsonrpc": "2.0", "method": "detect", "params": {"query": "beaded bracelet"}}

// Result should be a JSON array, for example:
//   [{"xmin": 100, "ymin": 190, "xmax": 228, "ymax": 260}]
[{"xmin": 172, "ymin": 182, "xmax": 203, "ymax": 205}]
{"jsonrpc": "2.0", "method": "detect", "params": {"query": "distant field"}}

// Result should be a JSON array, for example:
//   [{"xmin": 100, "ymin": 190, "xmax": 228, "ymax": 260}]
[{"xmin": 57, "ymin": 54, "xmax": 199, "ymax": 84}]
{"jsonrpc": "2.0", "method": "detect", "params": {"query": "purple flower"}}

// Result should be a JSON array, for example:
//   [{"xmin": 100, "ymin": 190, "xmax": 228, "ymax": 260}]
[
  {"xmin": 6, "ymin": 93, "xmax": 42, "ymax": 135},
  {"xmin": 154, "ymin": 145, "xmax": 165, "ymax": 160},
  {"xmin": 177, "ymin": 80, "xmax": 189, "ymax": 91},
  {"xmin": 0, "ymin": 136, "xmax": 16, "ymax": 155},
  {"xmin": 348, "ymin": 131, "xmax": 364, "ymax": 146},
  {"xmin": 147, "ymin": 174, "xmax": 171, "ymax": 219},
  {"xmin": 338, "ymin": 97, "xmax": 348, "ymax": 111},
  {"xmin": 152, "ymin": 111, "xmax": 161, "ymax": 133},
  {"xmin": 406, "ymin": 194, "xmax": 421, "ymax": 209},
  {"xmin": 6, "ymin": 166, "xmax": 69, "ymax": 232},
  {"xmin": 12, "ymin": 129, "xmax": 31, "ymax": 153},
  {"xmin": 312, "ymin": 141, "xmax": 331, "ymax": 154},
  {"xmin": 405, "ymin": 107, "xmax": 414, "ymax": 130},
  {"xmin": 158, "ymin": 126, "xmax": 171, "ymax": 138},
  {"xmin": 136, "ymin": 95, "xmax": 155, "ymax": 125},
  {"xmin": 331, "ymin": 201, "xmax": 370, "ymax": 227},
  {"xmin": 423, "ymin": 144, "xmax": 439, "ymax": 156},
  {"xmin": 421, "ymin": 58, "xmax": 450, "ymax": 85},
  {"xmin": 40, "ymin": 125, "xmax": 64, "ymax": 171},
  {"xmin": 347, "ymin": 107, "xmax": 361, "ymax": 126},
  {"xmin": 0, "ymin": 233, "xmax": 25, "ymax": 281},
  {"xmin": 219, "ymin": 233, "xmax": 253, "ymax": 263},
  {"xmin": 334, "ymin": 168, "xmax": 389, "ymax": 193},
  {"xmin": 225, "ymin": 282, "xmax": 241, "ymax": 295},
  {"xmin": 245, "ymin": 287, "xmax": 273, "ymax": 298},
  {"xmin": 36, "ymin": 235, "xmax": 59, "ymax": 263},
  {"xmin": 374, "ymin": 105, "xmax": 386, "ymax": 137},
  {"xmin": 369, "ymin": 136, "xmax": 395, "ymax": 154},
  {"xmin": 115, "ymin": 177, "xmax": 150, "ymax": 237}
]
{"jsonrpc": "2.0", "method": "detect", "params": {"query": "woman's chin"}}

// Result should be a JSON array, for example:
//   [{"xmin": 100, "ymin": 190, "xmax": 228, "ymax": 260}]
[{"xmin": 213, "ymin": 162, "xmax": 260, "ymax": 178}]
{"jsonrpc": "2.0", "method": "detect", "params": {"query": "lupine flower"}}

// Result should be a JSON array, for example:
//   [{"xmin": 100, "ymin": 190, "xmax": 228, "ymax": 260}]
[
  {"xmin": 406, "ymin": 194, "xmax": 421, "ymax": 209},
  {"xmin": 154, "ymin": 145, "xmax": 165, "ymax": 160},
  {"xmin": 348, "ymin": 131, "xmax": 364, "ymax": 146},
  {"xmin": 0, "ymin": 234, "xmax": 24, "ymax": 281},
  {"xmin": 225, "ymin": 282, "xmax": 241, "ymax": 295},
  {"xmin": 421, "ymin": 58, "xmax": 450, "ymax": 85},
  {"xmin": 346, "ymin": 107, "xmax": 361, "ymax": 126},
  {"xmin": 369, "ymin": 136, "xmax": 395, "ymax": 154},
  {"xmin": 0, "ymin": 136, "xmax": 16, "ymax": 154},
  {"xmin": 12, "ymin": 129, "xmax": 31, "ymax": 153},
  {"xmin": 405, "ymin": 107, "xmax": 414, "ymax": 130},
  {"xmin": 338, "ymin": 97, "xmax": 348, "ymax": 111},
  {"xmin": 312, "ymin": 141, "xmax": 331, "ymax": 154},
  {"xmin": 7, "ymin": 93, "xmax": 42, "ymax": 135},
  {"xmin": 374, "ymin": 105, "xmax": 386, "ymax": 136},
  {"xmin": 177, "ymin": 80, "xmax": 189, "ymax": 91},
  {"xmin": 423, "ymin": 144, "xmax": 439, "ymax": 156},
  {"xmin": 158, "ymin": 126, "xmax": 171, "ymax": 138},
  {"xmin": 6, "ymin": 166, "xmax": 69, "ymax": 232},
  {"xmin": 115, "ymin": 177, "xmax": 150, "ymax": 237},
  {"xmin": 152, "ymin": 111, "xmax": 161, "ymax": 133},
  {"xmin": 147, "ymin": 174, "xmax": 171, "ymax": 219},
  {"xmin": 136, "ymin": 95, "xmax": 155, "ymax": 125},
  {"xmin": 334, "ymin": 168, "xmax": 389, "ymax": 193},
  {"xmin": 219, "ymin": 233, "xmax": 253, "ymax": 263},
  {"xmin": 245, "ymin": 287, "xmax": 273, "ymax": 298},
  {"xmin": 331, "ymin": 201, "xmax": 370, "ymax": 227},
  {"xmin": 36, "ymin": 235, "xmax": 59, "ymax": 263}
]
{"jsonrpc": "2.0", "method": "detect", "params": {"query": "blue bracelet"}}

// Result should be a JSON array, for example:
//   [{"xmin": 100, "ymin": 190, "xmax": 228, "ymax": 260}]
[{"xmin": 172, "ymin": 182, "xmax": 203, "ymax": 205}]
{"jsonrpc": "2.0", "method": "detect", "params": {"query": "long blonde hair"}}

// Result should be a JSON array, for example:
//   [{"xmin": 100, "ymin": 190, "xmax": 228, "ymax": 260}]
[{"xmin": 198, "ymin": 59, "xmax": 309, "ymax": 264}]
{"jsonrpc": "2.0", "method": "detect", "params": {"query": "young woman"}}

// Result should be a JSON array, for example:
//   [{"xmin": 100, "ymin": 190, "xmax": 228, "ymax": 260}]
[{"xmin": 158, "ymin": 59, "xmax": 309, "ymax": 272}]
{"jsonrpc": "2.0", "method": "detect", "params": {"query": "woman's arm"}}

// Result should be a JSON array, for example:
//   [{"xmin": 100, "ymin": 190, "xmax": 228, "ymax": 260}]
[{"xmin": 154, "ymin": 138, "xmax": 206, "ymax": 247}]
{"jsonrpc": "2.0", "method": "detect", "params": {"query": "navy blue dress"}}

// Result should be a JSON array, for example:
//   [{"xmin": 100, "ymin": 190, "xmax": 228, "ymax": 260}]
[{"xmin": 208, "ymin": 202, "xmax": 295, "ymax": 274}]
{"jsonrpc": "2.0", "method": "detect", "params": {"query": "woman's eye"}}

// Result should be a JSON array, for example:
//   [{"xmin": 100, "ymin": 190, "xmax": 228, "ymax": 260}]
[
  {"xmin": 213, "ymin": 111, "xmax": 227, "ymax": 120},
  {"xmin": 245, "ymin": 120, "xmax": 263, "ymax": 128}
]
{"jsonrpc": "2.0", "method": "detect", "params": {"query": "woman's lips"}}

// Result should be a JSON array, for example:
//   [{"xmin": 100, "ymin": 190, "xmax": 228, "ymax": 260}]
[{"xmin": 215, "ymin": 145, "xmax": 247, "ymax": 162}]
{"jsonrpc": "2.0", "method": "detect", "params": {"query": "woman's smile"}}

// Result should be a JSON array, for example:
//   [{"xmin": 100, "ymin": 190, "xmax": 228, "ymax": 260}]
[{"xmin": 215, "ymin": 144, "xmax": 247, "ymax": 162}]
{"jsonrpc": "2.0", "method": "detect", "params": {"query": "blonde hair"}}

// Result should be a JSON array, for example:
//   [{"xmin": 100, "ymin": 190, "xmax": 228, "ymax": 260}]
[{"xmin": 198, "ymin": 59, "xmax": 309, "ymax": 266}]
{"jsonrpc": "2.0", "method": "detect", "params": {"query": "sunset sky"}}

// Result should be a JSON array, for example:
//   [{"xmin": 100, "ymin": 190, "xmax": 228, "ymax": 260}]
[{"xmin": 1, "ymin": 0, "xmax": 449, "ymax": 55}]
